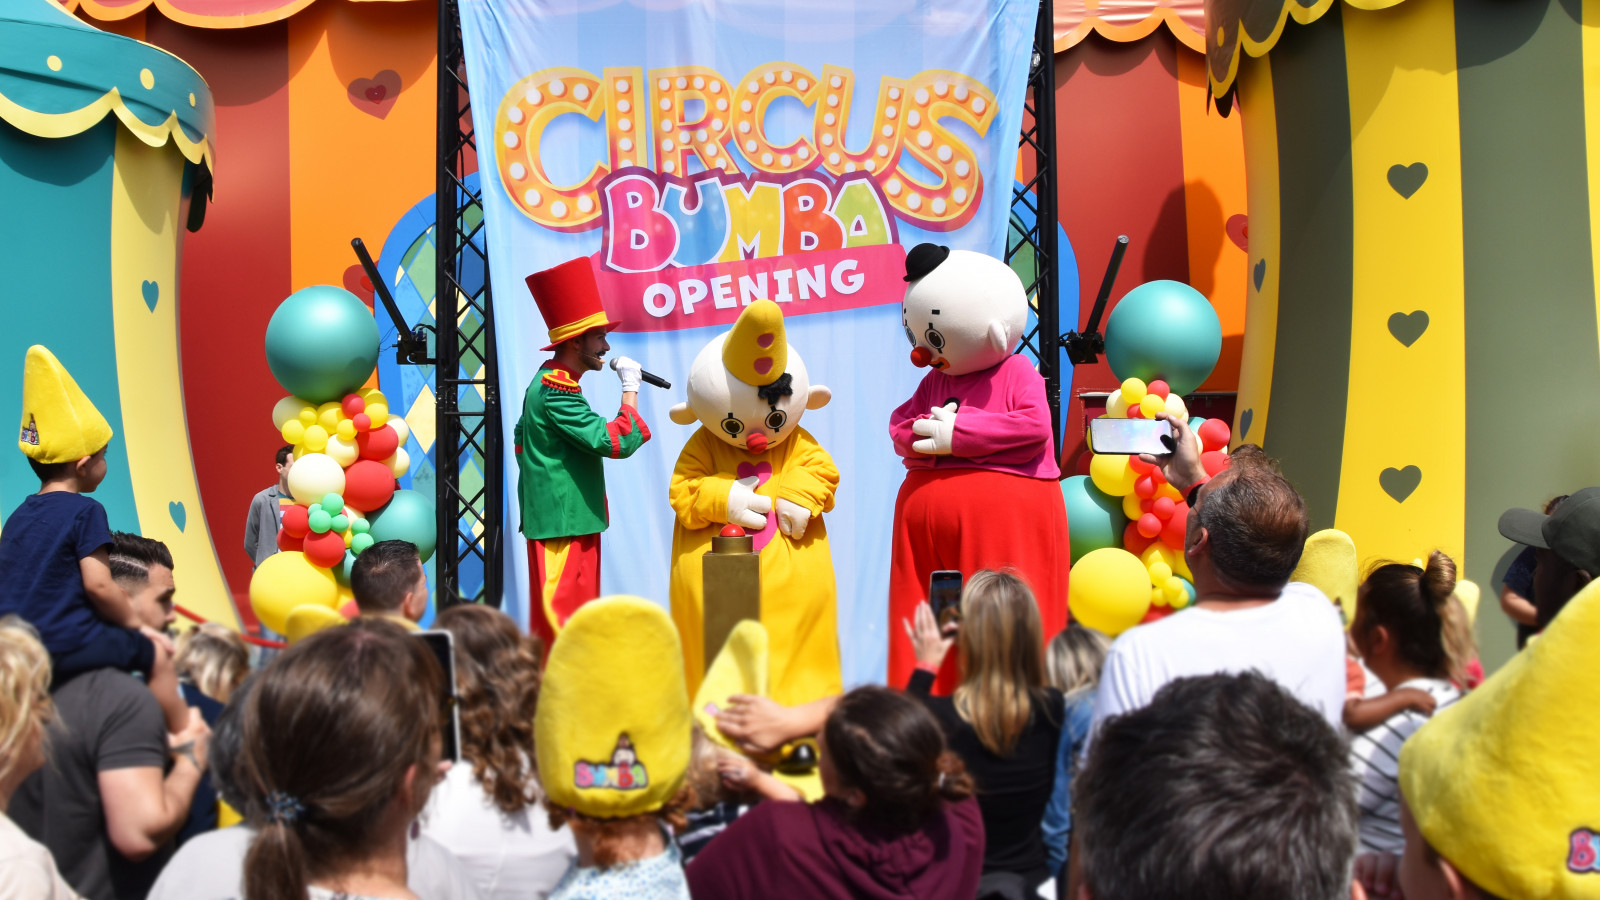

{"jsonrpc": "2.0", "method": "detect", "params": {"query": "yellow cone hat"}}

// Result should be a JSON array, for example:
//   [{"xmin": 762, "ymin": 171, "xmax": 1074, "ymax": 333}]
[
  {"xmin": 536, "ymin": 596, "xmax": 690, "ymax": 819},
  {"xmin": 18, "ymin": 345, "xmax": 112, "ymax": 464},
  {"xmin": 1290, "ymin": 529, "xmax": 1359, "ymax": 626},
  {"xmin": 1400, "ymin": 578, "xmax": 1600, "ymax": 899},
  {"xmin": 722, "ymin": 299, "xmax": 787, "ymax": 387},
  {"xmin": 692, "ymin": 620, "xmax": 769, "ymax": 751}
]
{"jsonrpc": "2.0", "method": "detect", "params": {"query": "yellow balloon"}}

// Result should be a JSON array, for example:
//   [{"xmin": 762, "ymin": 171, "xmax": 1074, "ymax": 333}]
[
  {"xmin": 362, "ymin": 388, "xmax": 388, "ymax": 406},
  {"xmin": 1089, "ymin": 453, "xmax": 1138, "ymax": 497},
  {"xmin": 317, "ymin": 402, "xmax": 342, "ymax": 432},
  {"xmin": 250, "ymin": 552, "xmax": 339, "ymax": 635},
  {"xmin": 1142, "ymin": 543, "xmax": 1178, "ymax": 576},
  {"xmin": 272, "ymin": 395, "xmax": 314, "ymax": 430},
  {"xmin": 384, "ymin": 447, "xmax": 411, "ymax": 479},
  {"xmin": 324, "ymin": 434, "xmax": 359, "ymax": 467},
  {"xmin": 292, "ymin": 445, "xmax": 308, "ymax": 460},
  {"xmin": 298, "ymin": 408, "xmax": 317, "ymax": 426},
  {"xmin": 336, "ymin": 419, "xmax": 357, "ymax": 441},
  {"xmin": 367, "ymin": 402, "xmax": 389, "ymax": 427},
  {"xmin": 302, "ymin": 424, "xmax": 329, "ymax": 452},
  {"xmin": 1163, "ymin": 577, "xmax": 1188, "ymax": 605},
  {"xmin": 1164, "ymin": 393, "xmax": 1189, "ymax": 421},
  {"xmin": 1120, "ymin": 378, "xmax": 1147, "ymax": 405},
  {"xmin": 1104, "ymin": 392, "xmax": 1130, "ymax": 419},
  {"xmin": 1156, "ymin": 483, "xmax": 1183, "ymax": 503},
  {"xmin": 1148, "ymin": 560, "xmax": 1173, "ymax": 584},
  {"xmin": 1151, "ymin": 586, "xmax": 1167, "ymax": 607},
  {"xmin": 1121, "ymin": 492, "xmax": 1143, "ymax": 520},
  {"xmin": 1173, "ymin": 550, "xmax": 1194, "ymax": 582},
  {"xmin": 1069, "ymin": 548, "xmax": 1153, "ymax": 636},
  {"xmin": 285, "ymin": 604, "xmax": 347, "ymax": 646},
  {"xmin": 281, "ymin": 419, "xmax": 306, "ymax": 445},
  {"xmin": 1138, "ymin": 393, "xmax": 1165, "ymax": 419}
]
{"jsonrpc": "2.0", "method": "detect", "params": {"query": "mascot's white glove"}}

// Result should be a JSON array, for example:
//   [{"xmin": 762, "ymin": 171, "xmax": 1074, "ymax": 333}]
[
  {"xmin": 727, "ymin": 476, "xmax": 773, "ymax": 531},
  {"xmin": 911, "ymin": 402, "xmax": 958, "ymax": 456},
  {"xmin": 612, "ymin": 356, "xmax": 642, "ymax": 393},
  {"xmin": 775, "ymin": 498, "xmax": 812, "ymax": 540}
]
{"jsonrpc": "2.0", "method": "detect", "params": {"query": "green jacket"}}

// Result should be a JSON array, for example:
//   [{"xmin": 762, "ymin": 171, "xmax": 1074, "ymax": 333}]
[{"xmin": 515, "ymin": 363, "xmax": 650, "ymax": 541}]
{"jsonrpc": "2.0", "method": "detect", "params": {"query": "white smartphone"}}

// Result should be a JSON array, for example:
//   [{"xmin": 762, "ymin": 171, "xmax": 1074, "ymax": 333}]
[{"xmin": 1090, "ymin": 417, "xmax": 1175, "ymax": 456}]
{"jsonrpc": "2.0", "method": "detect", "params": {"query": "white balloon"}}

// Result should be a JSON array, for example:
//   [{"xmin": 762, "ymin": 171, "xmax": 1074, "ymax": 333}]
[
  {"xmin": 383, "ymin": 447, "xmax": 411, "ymax": 479},
  {"xmin": 271, "ymin": 395, "xmax": 313, "ymax": 429},
  {"xmin": 324, "ymin": 434, "xmax": 359, "ymax": 468},
  {"xmin": 387, "ymin": 417, "xmax": 411, "ymax": 445},
  {"xmin": 286, "ymin": 453, "xmax": 346, "ymax": 505}
]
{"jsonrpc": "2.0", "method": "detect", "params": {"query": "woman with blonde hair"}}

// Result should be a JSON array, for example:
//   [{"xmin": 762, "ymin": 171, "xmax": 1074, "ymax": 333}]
[
  {"xmin": 421, "ymin": 604, "xmax": 575, "ymax": 900},
  {"xmin": 174, "ymin": 623, "xmax": 249, "ymax": 704},
  {"xmin": 0, "ymin": 616, "xmax": 81, "ymax": 898},
  {"xmin": 908, "ymin": 569, "xmax": 1063, "ymax": 894},
  {"xmin": 1040, "ymin": 622, "xmax": 1112, "ymax": 881}
]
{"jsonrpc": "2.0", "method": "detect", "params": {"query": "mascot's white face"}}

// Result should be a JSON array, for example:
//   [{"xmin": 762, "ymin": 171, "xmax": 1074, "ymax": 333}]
[
  {"xmin": 901, "ymin": 245, "xmax": 1029, "ymax": 377},
  {"xmin": 669, "ymin": 333, "xmax": 831, "ymax": 453}
]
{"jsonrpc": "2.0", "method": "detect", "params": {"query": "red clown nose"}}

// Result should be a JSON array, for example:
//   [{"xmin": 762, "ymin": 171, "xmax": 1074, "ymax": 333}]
[
  {"xmin": 910, "ymin": 347, "xmax": 933, "ymax": 367},
  {"xmin": 745, "ymin": 432, "xmax": 769, "ymax": 454}
]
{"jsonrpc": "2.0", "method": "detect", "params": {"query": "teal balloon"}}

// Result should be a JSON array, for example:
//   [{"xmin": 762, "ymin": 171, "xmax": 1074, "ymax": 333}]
[
  {"xmin": 264, "ymin": 285, "xmax": 380, "ymax": 402},
  {"xmin": 307, "ymin": 508, "xmax": 332, "ymax": 535},
  {"xmin": 334, "ymin": 551, "xmax": 356, "ymax": 586},
  {"xmin": 368, "ymin": 489, "xmax": 437, "ymax": 562},
  {"xmin": 1104, "ymin": 280, "xmax": 1222, "ymax": 395},
  {"xmin": 1060, "ymin": 476, "xmax": 1128, "ymax": 564},
  {"xmin": 351, "ymin": 533, "xmax": 375, "ymax": 555}
]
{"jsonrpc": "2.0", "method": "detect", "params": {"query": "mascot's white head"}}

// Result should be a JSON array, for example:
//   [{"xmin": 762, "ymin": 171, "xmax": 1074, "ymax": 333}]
[
  {"xmin": 901, "ymin": 244, "xmax": 1029, "ymax": 377},
  {"xmin": 669, "ymin": 299, "xmax": 831, "ymax": 453}
]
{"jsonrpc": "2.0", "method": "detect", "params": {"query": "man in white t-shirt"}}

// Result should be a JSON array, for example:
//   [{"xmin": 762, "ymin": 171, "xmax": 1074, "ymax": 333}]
[{"xmin": 1090, "ymin": 416, "xmax": 1347, "ymax": 740}]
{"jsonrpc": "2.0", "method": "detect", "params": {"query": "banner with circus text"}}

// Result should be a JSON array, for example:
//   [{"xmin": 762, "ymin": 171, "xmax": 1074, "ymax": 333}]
[{"xmin": 461, "ymin": 0, "xmax": 1038, "ymax": 685}]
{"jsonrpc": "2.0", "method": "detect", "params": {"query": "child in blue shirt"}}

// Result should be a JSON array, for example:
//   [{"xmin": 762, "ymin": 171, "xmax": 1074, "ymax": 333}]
[{"xmin": 0, "ymin": 346, "xmax": 186, "ymax": 732}]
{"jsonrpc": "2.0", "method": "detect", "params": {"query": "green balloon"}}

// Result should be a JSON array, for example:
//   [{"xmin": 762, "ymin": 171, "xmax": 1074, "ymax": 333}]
[
  {"xmin": 307, "ymin": 508, "xmax": 333, "ymax": 535},
  {"xmin": 351, "ymin": 518, "xmax": 370, "ymax": 535},
  {"xmin": 335, "ymin": 551, "xmax": 356, "ymax": 586},
  {"xmin": 368, "ymin": 489, "xmax": 437, "ymax": 562},
  {"xmin": 321, "ymin": 493, "xmax": 344, "ymax": 516},
  {"xmin": 1103, "ymin": 280, "xmax": 1222, "ymax": 395},
  {"xmin": 264, "ymin": 285, "xmax": 380, "ymax": 402},
  {"xmin": 351, "ymin": 533, "xmax": 375, "ymax": 555},
  {"xmin": 330, "ymin": 514, "xmax": 350, "ymax": 533},
  {"xmin": 1061, "ymin": 476, "xmax": 1128, "ymax": 564}
]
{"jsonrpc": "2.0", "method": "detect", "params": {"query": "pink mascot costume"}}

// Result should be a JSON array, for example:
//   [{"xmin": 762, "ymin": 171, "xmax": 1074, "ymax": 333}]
[{"xmin": 888, "ymin": 244, "xmax": 1070, "ymax": 693}]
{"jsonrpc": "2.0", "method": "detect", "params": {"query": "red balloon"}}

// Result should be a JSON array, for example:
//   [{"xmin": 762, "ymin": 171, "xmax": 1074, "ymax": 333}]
[
  {"xmin": 1134, "ymin": 475, "xmax": 1156, "ymax": 499},
  {"xmin": 1139, "ymin": 498, "xmax": 1154, "ymax": 514},
  {"xmin": 352, "ymin": 412, "xmax": 372, "ymax": 432},
  {"xmin": 1161, "ymin": 503, "xmax": 1189, "ymax": 548},
  {"xmin": 1123, "ymin": 521, "xmax": 1155, "ymax": 556},
  {"xmin": 1129, "ymin": 456, "xmax": 1155, "ymax": 475},
  {"xmin": 1075, "ymin": 451, "xmax": 1094, "ymax": 477},
  {"xmin": 343, "ymin": 459, "xmax": 397, "ymax": 512},
  {"xmin": 1141, "ymin": 605, "xmax": 1176, "ymax": 624},
  {"xmin": 1127, "ymin": 404, "xmax": 1144, "ymax": 418},
  {"xmin": 342, "ymin": 394, "xmax": 366, "ymax": 417},
  {"xmin": 281, "ymin": 504, "xmax": 310, "ymax": 539},
  {"xmin": 1149, "ymin": 466, "xmax": 1167, "ymax": 486},
  {"xmin": 338, "ymin": 601, "xmax": 360, "ymax": 620},
  {"xmin": 276, "ymin": 529, "xmax": 304, "ymax": 553},
  {"xmin": 1148, "ymin": 380, "xmax": 1170, "ymax": 399},
  {"xmin": 1201, "ymin": 450, "xmax": 1230, "ymax": 476},
  {"xmin": 303, "ymin": 530, "xmax": 346, "ymax": 568},
  {"xmin": 1198, "ymin": 419, "xmax": 1232, "ymax": 452},
  {"xmin": 1137, "ymin": 513, "xmax": 1162, "ymax": 538},
  {"xmin": 356, "ymin": 424, "xmax": 400, "ymax": 461},
  {"xmin": 1153, "ymin": 496, "xmax": 1176, "ymax": 519}
]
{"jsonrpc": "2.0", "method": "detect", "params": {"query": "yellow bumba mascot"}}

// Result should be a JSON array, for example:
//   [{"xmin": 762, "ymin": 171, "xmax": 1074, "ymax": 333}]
[{"xmin": 667, "ymin": 300, "xmax": 841, "ymax": 706}]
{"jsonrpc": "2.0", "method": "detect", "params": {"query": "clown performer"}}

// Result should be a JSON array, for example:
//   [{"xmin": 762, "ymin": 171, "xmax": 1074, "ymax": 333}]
[
  {"xmin": 667, "ymin": 300, "xmax": 841, "ymax": 706},
  {"xmin": 516, "ymin": 257, "xmax": 650, "ymax": 649},
  {"xmin": 888, "ymin": 244, "xmax": 1070, "ymax": 693}
]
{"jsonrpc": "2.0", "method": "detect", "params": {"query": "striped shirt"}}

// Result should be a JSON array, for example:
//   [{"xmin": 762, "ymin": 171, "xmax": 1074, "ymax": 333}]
[{"xmin": 1349, "ymin": 674, "xmax": 1460, "ymax": 853}]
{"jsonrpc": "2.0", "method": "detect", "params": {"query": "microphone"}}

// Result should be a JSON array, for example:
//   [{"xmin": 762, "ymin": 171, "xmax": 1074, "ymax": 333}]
[{"xmin": 609, "ymin": 356, "xmax": 671, "ymax": 390}]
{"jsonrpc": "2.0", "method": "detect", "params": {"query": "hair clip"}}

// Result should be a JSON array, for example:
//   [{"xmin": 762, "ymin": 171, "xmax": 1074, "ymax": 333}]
[{"xmin": 265, "ymin": 790, "xmax": 305, "ymax": 826}]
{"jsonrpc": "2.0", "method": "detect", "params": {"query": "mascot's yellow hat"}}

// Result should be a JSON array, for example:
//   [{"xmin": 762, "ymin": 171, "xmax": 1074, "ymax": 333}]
[
  {"xmin": 722, "ymin": 300, "xmax": 787, "ymax": 387},
  {"xmin": 536, "ymin": 596, "xmax": 690, "ymax": 819},
  {"xmin": 17, "ymin": 345, "xmax": 112, "ymax": 464},
  {"xmin": 284, "ymin": 605, "xmax": 349, "ymax": 645},
  {"xmin": 1291, "ymin": 529, "xmax": 1359, "ymax": 626},
  {"xmin": 1400, "ymin": 578, "xmax": 1600, "ymax": 899},
  {"xmin": 693, "ymin": 620, "xmax": 769, "ymax": 750}
]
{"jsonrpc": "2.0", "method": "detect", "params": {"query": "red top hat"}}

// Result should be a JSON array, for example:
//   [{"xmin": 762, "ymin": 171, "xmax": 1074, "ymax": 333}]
[{"xmin": 525, "ymin": 257, "xmax": 620, "ymax": 351}]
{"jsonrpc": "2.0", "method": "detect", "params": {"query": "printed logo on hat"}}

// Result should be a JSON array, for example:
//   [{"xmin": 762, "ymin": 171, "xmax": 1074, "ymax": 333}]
[
  {"xmin": 1570, "ymin": 828, "xmax": 1600, "ymax": 873},
  {"xmin": 19, "ymin": 416, "xmax": 38, "ymax": 446},
  {"xmin": 574, "ymin": 733, "xmax": 649, "ymax": 791}
]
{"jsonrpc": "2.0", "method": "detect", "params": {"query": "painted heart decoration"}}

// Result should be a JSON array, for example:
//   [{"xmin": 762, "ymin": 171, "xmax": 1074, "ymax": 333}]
[
  {"xmin": 1387, "ymin": 162, "xmax": 1428, "ymax": 199},
  {"xmin": 1253, "ymin": 259, "xmax": 1266, "ymax": 291},
  {"xmin": 169, "ymin": 501, "xmax": 187, "ymax": 532},
  {"xmin": 141, "ymin": 280, "xmax": 159, "ymax": 312},
  {"xmin": 1238, "ymin": 408, "xmax": 1254, "ymax": 442},
  {"xmin": 1387, "ymin": 310, "xmax": 1429, "ymax": 347},
  {"xmin": 1225, "ymin": 214, "xmax": 1248, "ymax": 252},
  {"xmin": 1379, "ymin": 466, "xmax": 1422, "ymax": 503},
  {"xmin": 347, "ymin": 70, "xmax": 401, "ymax": 119},
  {"xmin": 343, "ymin": 265, "xmax": 375, "ymax": 304}
]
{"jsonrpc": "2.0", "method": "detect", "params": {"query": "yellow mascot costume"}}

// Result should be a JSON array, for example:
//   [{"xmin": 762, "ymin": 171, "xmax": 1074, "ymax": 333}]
[{"xmin": 668, "ymin": 300, "xmax": 841, "ymax": 707}]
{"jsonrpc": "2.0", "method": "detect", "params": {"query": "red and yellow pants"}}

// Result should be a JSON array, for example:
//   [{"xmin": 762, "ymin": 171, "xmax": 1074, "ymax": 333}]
[{"xmin": 527, "ymin": 533, "xmax": 601, "ymax": 653}]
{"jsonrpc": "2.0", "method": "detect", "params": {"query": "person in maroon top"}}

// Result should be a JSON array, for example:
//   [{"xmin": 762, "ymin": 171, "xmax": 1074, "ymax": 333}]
[{"xmin": 686, "ymin": 686, "xmax": 984, "ymax": 900}]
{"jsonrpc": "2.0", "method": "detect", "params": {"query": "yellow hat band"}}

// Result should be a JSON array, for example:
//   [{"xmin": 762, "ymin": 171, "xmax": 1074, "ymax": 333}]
[{"xmin": 547, "ymin": 310, "xmax": 614, "ymax": 346}]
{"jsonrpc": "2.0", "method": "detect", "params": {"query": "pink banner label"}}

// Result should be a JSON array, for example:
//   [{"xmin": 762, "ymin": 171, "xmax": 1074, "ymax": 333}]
[{"xmin": 594, "ymin": 244, "xmax": 908, "ymax": 333}]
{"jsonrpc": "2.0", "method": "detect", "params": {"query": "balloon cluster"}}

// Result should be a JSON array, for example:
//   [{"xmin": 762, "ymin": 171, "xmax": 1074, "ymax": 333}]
[
  {"xmin": 1063, "ymin": 381, "xmax": 1230, "ymax": 636},
  {"xmin": 250, "ymin": 285, "xmax": 437, "ymax": 635}
]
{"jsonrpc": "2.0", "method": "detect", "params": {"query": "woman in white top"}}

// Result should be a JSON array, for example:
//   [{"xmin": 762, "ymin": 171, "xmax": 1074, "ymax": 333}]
[
  {"xmin": 0, "ymin": 617, "xmax": 81, "ymax": 900},
  {"xmin": 423, "ymin": 605, "xmax": 575, "ymax": 900},
  {"xmin": 1348, "ymin": 551, "xmax": 1475, "ymax": 856}
]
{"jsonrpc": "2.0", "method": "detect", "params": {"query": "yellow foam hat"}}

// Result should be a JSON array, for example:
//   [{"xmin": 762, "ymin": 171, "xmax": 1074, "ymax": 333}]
[
  {"xmin": 284, "ymin": 604, "xmax": 349, "ymax": 645},
  {"xmin": 721, "ymin": 299, "xmax": 787, "ymax": 387},
  {"xmin": 18, "ymin": 345, "xmax": 112, "ymax": 464},
  {"xmin": 1400, "ymin": 578, "xmax": 1600, "ymax": 899},
  {"xmin": 693, "ymin": 620, "xmax": 769, "ymax": 750},
  {"xmin": 536, "ymin": 596, "xmax": 690, "ymax": 819},
  {"xmin": 1291, "ymin": 529, "xmax": 1359, "ymax": 625}
]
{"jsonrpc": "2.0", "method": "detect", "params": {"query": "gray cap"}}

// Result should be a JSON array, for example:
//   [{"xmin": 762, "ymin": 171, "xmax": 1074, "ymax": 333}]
[{"xmin": 1498, "ymin": 486, "xmax": 1600, "ymax": 576}]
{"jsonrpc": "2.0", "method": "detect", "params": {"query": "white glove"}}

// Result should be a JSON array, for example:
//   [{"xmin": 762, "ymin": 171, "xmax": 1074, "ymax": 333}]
[
  {"xmin": 775, "ymin": 498, "xmax": 812, "ymax": 540},
  {"xmin": 911, "ymin": 402, "xmax": 957, "ymax": 455},
  {"xmin": 726, "ymin": 476, "xmax": 773, "ymax": 531},
  {"xmin": 612, "ymin": 356, "xmax": 642, "ymax": 393}
]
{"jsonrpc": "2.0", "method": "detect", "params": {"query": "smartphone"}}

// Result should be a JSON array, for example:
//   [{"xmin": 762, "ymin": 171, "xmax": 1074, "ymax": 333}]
[
  {"xmin": 416, "ymin": 630, "xmax": 463, "ymax": 763},
  {"xmin": 929, "ymin": 570, "xmax": 964, "ymax": 629},
  {"xmin": 1089, "ymin": 417, "xmax": 1175, "ymax": 456}
]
